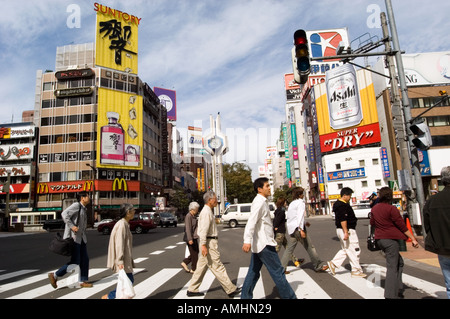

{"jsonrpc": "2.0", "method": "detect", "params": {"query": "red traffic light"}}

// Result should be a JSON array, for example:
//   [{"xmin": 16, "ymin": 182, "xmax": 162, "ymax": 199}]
[{"xmin": 294, "ymin": 29, "xmax": 307, "ymax": 46}]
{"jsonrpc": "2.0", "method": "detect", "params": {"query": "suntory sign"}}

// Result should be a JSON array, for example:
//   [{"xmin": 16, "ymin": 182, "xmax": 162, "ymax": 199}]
[{"xmin": 94, "ymin": 3, "xmax": 140, "ymax": 74}]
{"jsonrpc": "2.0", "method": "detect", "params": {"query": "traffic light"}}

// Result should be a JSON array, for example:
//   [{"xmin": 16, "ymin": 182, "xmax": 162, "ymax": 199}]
[
  {"xmin": 292, "ymin": 29, "xmax": 311, "ymax": 84},
  {"xmin": 410, "ymin": 118, "xmax": 432, "ymax": 150}
]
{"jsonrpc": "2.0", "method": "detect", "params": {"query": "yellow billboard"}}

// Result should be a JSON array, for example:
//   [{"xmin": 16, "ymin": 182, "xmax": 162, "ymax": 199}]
[
  {"xmin": 97, "ymin": 88, "xmax": 143, "ymax": 170},
  {"xmin": 314, "ymin": 67, "xmax": 381, "ymax": 153},
  {"xmin": 94, "ymin": 3, "xmax": 140, "ymax": 74}
]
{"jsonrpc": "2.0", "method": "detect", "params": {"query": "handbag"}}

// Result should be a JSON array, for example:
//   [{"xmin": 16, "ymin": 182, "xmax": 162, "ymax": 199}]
[
  {"xmin": 367, "ymin": 225, "xmax": 380, "ymax": 251},
  {"xmin": 49, "ymin": 204, "xmax": 81, "ymax": 256},
  {"xmin": 116, "ymin": 269, "xmax": 135, "ymax": 299}
]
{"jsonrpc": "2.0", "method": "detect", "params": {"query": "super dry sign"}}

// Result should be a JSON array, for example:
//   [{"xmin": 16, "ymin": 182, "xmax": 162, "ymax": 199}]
[{"xmin": 314, "ymin": 67, "xmax": 381, "ymax": 154}]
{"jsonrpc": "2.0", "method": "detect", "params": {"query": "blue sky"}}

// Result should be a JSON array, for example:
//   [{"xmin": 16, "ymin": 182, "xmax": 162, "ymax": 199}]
[{"xmin": 1, "ymin": 0, "xmax": 449, "ymax": 174}]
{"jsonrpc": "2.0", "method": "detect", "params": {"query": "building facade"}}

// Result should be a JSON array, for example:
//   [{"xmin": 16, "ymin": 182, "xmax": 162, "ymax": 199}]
[
  {"xmin": 0, "ymin": 121, "xmax": 38, "ymax": 229},
  {"xmin": 34, "ymin": 39, "xmax": 167, "ymax": 224}
]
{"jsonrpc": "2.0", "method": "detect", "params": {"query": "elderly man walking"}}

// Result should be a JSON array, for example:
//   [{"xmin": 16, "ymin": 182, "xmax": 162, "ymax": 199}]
[{"xmin": 187, "ymin": 191, "xmax": 241, "ymax": 298}]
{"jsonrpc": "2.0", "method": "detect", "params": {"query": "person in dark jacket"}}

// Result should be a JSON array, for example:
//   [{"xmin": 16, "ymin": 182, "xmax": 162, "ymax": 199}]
[
  {"xmin": 181, "ymin": 202, "xmax": 200, "ymax": 273},
  {"xmin": 424, "ymin": 166, "xmax": 450, "ymax": 299},
  {"xmin": 327, "ymin": 187, "xmax": 366, "ymax": 278},
  {"xmin": 370, "ymin": 187, "xmax": 418, "ymax": 299}
]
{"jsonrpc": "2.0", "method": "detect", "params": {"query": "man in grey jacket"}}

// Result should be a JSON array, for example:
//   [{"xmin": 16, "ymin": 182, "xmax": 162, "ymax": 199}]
[{"xmin": 48, "ymin": 192, "xmax": 93, "ymax": 289}]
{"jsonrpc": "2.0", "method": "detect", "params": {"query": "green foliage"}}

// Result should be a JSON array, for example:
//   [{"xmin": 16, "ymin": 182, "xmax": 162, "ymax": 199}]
[
  {"xmin": 273, "ymin": 184, "xmax": 294, "ymax": 205},
  {"xmin": 223, "ymin": 162, "xmax": 255, "ymax": 204}
]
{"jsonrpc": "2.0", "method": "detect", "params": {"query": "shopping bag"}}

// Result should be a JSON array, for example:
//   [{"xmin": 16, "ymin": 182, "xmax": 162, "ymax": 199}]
[{"xmin": 116, "ymin": 269, "xmax": 135, "ymax": 299}]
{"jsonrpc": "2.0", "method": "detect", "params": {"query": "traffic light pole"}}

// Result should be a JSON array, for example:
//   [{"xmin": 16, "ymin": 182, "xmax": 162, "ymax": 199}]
[
  {"xmin": 306, "ymin": 1, "xmax": 427, "ymax": 233},
  {"xmin": 385, "ymin": 0, "xmax": 425, "ymax": 233}
]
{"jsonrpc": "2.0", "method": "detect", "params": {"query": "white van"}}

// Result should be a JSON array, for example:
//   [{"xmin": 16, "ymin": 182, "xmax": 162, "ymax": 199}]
[{"xmin": 221, "ymin": 202, "xmax": 276, "ymax": 228}]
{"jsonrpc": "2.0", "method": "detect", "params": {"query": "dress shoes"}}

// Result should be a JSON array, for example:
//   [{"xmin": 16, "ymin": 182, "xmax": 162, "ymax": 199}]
[
  {"xmin": 227, "ymin": 287, "xmax": 242, "ymax": 298},
  {"xmin": 187, "ymin": 290, "xmax": 205, "ymax": 297},
  {"xmin": 48, "ymin": 272, "xmax": 57, "ymax": 289}
]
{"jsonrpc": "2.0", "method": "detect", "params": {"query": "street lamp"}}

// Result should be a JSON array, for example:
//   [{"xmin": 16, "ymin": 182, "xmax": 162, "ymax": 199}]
[
  {"xmin": 2, "ymin": 169, "xmax": 11, "ymax": 231},
  {"xmin": 86, "ymin": 163, "xmax": 97, "ymax": 225}
]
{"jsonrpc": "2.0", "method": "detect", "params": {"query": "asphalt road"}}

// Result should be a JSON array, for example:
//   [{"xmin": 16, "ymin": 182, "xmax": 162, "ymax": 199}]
[{"xmin": 0, "ymin": 216, "xmax": 447, "ymax": 301}]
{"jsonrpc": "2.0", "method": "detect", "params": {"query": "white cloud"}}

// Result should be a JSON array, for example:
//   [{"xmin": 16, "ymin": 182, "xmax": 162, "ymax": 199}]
[{"xmin": 1, "ymin": 0, "xmax": 450, "ymax": 172}]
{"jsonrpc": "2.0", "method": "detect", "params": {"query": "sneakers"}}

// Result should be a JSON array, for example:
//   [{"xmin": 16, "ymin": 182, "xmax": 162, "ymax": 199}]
[
  {"xmin": 326, "ymin": 262, "xmax": 367, "ymax": 278},
  {"xmin": 294, "ymin": 258, "xmax": 305, "ymax": 267},
  {"xmin": 351, "ymin": 270, "xmax": 367, "ymax": 278},
  {"xmin": 181, "ymin": 262, "xmax": 190, "ymax": 273},
  {"xmin": 327, "ymin": 261, "xmax": 336, "ymax": 275}
]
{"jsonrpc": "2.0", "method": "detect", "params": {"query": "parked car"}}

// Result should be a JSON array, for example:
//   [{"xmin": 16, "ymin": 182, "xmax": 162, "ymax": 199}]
[
  {"xmin": 352, "ymin": 203, "xmax": 372, "ymax": 219},
  {"xmin": 43, "ymin": 219, "xmax": 65, "ymax": 231},
  {"xmin": 97, "ymin": 213, "xmax": 157, "ymax": 235},
  {"xmin": 221, "ymin": 202, "xmax": 276, "ymax": 228},
  {"xmin": 93, "ymin": 218, "xmax": 113, "ymax": 228},
  {"xmin": 142, "ymin": 212, "xmax": 160, "ymax": 226},
  {"xmin": 330, "ymin": 203, "xmax": 372, "ymax": 219},
  {"xmin": 159, "ymin": 212, "xmax": 177, "ymax": 227}
]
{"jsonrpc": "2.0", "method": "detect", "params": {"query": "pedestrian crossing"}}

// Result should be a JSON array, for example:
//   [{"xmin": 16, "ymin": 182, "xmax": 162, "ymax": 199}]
[{"xmin": 0, "ymin": 263, "xmax": 446, "ymax": 299}]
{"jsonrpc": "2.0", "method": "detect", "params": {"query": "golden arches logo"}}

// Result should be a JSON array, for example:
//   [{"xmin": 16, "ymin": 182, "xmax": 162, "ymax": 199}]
[
  {"xmin": 113, "ymin": 178, "xmax": 128, "ymax": 192},
  {"xmin": 37, "ymin": 183, "xmax": 49, "ymax": 194},
  {"xmin": 84, "ymin": 181, "xmax": 94, "ymax": 192}
]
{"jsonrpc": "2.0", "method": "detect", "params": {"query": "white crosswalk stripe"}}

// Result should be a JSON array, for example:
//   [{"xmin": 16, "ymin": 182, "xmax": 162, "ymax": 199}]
[
  {"xmin": 363, "ymin": 264, "xmax": 447, "ymax": 299},
  {"xmin": 235, "ymin": 267, "xmax": 265, "ymax": 299},
  {"xmin": 58, "ymin": 268, "xmax": 145, "ymax": 300},
  {"xmin": 0, "ymin": 269, "xmax": 38, "ymax": 283},
  {"xmin": 285, "ymin": 266, "xmax": 332, "ymax": 299},
  {"xmin": 173, "ymin": 269, "xmax": 216, "ymax": 299},
  {"xmin": 0, "ymin": 263, "xmax": 446, "ymax": 299}
]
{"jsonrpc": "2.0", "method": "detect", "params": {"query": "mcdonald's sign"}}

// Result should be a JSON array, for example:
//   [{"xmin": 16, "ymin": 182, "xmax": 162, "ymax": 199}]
[
  {"xmin": 37, "ymin": 183, "xmax": 49, "ymax": 194},
  {"xmin": 113, "ymin": 178, "xmax": 128, "ymax": 192},
  {"xmin": 84, "ymin": 181, "xmax": 94, "ymax": 192}
]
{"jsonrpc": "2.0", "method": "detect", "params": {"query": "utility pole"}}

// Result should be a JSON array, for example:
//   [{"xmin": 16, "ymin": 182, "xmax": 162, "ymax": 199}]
[{"xmin": 385, "ymin": 0, "xmax": 426, "ymax": 230}]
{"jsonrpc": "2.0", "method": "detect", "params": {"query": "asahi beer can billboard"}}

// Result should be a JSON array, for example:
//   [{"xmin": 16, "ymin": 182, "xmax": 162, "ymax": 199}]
[
  {"xmin": 326, "ymin": 64, "xmax": 363, "ymax": 130},
  {"xmin": 314, "ymin": 67, "xmax": 381, "ymax": 154}
]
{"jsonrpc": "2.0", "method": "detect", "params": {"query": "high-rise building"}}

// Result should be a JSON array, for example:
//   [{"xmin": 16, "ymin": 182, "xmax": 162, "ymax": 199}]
[{"xmin": 33, "ymin": 4, "xmax": 169, "ymax": 223}]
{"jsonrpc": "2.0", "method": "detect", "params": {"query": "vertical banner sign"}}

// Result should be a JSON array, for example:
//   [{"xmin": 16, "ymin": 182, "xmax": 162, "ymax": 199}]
[
  {"xmin": 97, "ymin": 88, "xmax": 143, "ymax": 170},
  {"xmin": 282, "ymin": 124, "xmax": 291, "ymax": 179},
  {"xmin": 380, "ymin": 147, "xmax": 391, "ymax": 178},
  {"xmin": 154, "ymin": 87, "xmax": 177, "ymax": 121},
  {"xmin": 94, "ymin": 3, "xmax": 140, "ymax": 74}
]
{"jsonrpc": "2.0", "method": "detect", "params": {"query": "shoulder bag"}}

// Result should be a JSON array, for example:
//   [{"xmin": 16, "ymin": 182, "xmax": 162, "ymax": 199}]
[
  {"xmin": 49, "ymin": 203, "xmax": 81, "ymax": 256},
  {"xmin": 367, "ymin": 224, "xmax": 380, "ymax": 252}
]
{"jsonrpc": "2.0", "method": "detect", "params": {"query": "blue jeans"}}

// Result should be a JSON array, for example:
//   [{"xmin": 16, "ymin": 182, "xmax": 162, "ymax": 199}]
[
  {"xmin": 241, "ymin": 245, "xmax": 296, "ymax": 299},
  {"xmin": 438, "ymin": 255, "xmax": 450, "ymax": 299},
  {"xmin": 55, "ymin": 241, "xmax": 89, "ymax": 282},
  {"xmin": 108, "ymin": 273, "xmax": 134, "ymax": 299}
]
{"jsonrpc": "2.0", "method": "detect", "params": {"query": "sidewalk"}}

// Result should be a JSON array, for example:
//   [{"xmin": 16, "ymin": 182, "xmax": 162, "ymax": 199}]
[{"xmin": 400, "ymin": 236, "xmax": 441, "ymax": 269}]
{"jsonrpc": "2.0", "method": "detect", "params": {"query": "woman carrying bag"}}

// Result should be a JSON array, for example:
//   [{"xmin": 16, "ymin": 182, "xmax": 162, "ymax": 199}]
[
  {"xmin": 370, "ymin": 187, "xmax": 419, "ymax": 299},
  {"xmin": 102, "ymin": 203, "xmax": 136, "ymax": 299}
]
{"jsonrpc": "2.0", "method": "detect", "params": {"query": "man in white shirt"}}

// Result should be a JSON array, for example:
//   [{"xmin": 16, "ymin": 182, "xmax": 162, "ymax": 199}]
[
  {"xmin": 281, "ymin": 187, "xmax": 328, "ymax": 273},
  {"xmin": 241, "ymin": 178, "xmax": 296, "ymax": 299}
]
